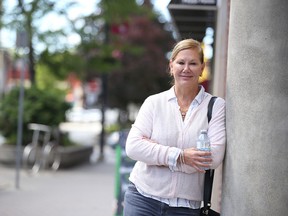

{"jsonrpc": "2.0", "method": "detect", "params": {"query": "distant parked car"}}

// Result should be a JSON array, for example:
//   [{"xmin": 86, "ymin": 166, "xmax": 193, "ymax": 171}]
[
  {"xmin": 65, "ymin": 108, "xmax": 119, "ymax": 124},
  {"xmin": 65, "ymin": 108, "xmax": 102, "ymax": 123},
  {"xmin": 0, "ymin": 134, "xmax": 6, "ymax": 145}
]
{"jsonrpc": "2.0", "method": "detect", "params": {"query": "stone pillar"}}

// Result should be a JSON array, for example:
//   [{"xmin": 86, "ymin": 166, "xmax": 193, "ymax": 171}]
[{"xmin": 222, "ymin": 0, "xmax": 288, "ymax": 215}]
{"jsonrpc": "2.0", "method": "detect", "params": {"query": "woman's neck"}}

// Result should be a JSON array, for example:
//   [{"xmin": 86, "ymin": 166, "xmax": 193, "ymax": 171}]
[
  {"xmin": 174, "ymin": 85, "xmax": 199, "ymax": 105},
  {"xmin": 175, "ymin": 85, "xmax": 200, "ymax": 121}
]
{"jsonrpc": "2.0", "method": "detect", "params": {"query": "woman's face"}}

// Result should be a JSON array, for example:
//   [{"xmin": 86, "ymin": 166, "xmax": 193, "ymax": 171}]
[{"xmin": 169, "ymin": 48, "xmax": 205, "ymax": 87}]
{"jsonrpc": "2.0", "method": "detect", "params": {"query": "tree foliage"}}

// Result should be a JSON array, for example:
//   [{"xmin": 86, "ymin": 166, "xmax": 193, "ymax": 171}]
[
  {"xmin": 75, "ymin": 0, "xmax": 176, "ymax": 110},
  {"xmin": 0, "ymin": 86, "xmax": 70, "ymax": 145},
  {"xmin": 2, "ymin": 0, "xmax": 79, "ymax": 83},
  {"xmin": 107, "ymin": 15, "xmax": 175, "ymax": 110},
  {"xmin": 38, "ymin": 49, "xmax": 84, "ymax": 80},
  {"xmin": 2, "ymin": 0, "xmax": 175, "ymax": 112}
]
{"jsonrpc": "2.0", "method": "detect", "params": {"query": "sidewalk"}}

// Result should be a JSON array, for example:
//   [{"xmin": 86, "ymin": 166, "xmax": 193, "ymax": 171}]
[{"xmin": 0, "ymin": 146, "xmax": 117, "ymax": 216}]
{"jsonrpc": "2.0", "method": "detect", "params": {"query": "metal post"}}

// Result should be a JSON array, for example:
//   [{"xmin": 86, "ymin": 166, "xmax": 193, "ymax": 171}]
[
  {"xmin": 15, "ymin": 59, "xmax": 25, "ymax": 189},
  {"xmin": 99, "ymin": 73, "xmax": 107, "ymax": 160},
  {"xmin": 99, "ymin": 23, "xmax": 110, "ymax": 160}
]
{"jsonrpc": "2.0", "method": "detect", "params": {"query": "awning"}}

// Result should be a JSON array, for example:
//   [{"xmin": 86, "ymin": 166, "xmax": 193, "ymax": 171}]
[{"xmin": 168, "ymin": 0, "xmax": 217, "ymax": 41}]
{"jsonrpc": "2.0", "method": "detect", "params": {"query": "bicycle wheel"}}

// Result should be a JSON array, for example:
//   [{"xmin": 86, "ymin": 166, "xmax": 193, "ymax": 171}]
[
  {"xmin": 23, "ymin": 144, "xmax": 42, "ymax": 173},
  {"xmin": 43, "ymin": 143, "xmax": 61, "ymax": 171}
]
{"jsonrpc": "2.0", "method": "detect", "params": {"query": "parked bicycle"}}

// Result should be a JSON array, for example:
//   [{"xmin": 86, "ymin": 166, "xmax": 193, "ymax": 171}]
[{"xmin": 22, "ymin": 123, "xmax": 61, "ymax": 173}]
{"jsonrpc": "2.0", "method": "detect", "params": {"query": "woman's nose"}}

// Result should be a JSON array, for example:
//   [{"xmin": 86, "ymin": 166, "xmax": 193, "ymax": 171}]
[{"xmin": 183, "ymin": 64, "xmax": 190, "ymax": 72}]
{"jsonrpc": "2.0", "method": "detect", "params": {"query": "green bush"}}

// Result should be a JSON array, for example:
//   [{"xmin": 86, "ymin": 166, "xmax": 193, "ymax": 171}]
[{"xmin": 0, "ymin": 86, "xmax": 70, "ymax": 145}]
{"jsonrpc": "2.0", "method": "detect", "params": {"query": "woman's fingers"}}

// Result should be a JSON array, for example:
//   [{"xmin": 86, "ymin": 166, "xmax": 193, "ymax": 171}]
[{"xmin": 183, "ymin": 148, "xmax": 212, "ymax": 172}]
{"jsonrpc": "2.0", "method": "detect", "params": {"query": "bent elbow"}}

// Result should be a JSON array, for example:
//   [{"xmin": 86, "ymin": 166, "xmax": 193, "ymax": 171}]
[{"xmin": 125, "ymin": 137, "xmax": 137, "ymax": 161}]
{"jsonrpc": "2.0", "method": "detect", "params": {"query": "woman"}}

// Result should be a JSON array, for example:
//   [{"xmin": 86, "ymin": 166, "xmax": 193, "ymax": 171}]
[{"xmin": 123, "ymin": 38, "xmax": 226, "ymax": 216}]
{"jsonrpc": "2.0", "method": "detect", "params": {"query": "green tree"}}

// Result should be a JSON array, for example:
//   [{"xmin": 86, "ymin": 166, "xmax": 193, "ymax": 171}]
[
  {"xmin": 37, "ymin": 49, "xmax": 85, "ymax": 86},
  {"xmin": 71, "ymin": 0, "xmax": 175, "ymax": 111},
  {"xmin": 107, "ymin": 15, "xmax": 175, "ymax": 111},
  {"xmin": 1, "ymin": 0, "xmax": 79, "ymax": 84},
  {"xmin": 71, "ymin": 0, "xmax": 146, "ymax": 78},
  {"xmin": 0, "ymin": 86, "xmax": 70, "ymax": 145}
]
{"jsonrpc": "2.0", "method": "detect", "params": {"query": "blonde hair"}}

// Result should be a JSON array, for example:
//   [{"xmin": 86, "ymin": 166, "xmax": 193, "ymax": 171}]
[{"xmin": 170, "ymin": 38, "xmax": 204, "ymax": 63}]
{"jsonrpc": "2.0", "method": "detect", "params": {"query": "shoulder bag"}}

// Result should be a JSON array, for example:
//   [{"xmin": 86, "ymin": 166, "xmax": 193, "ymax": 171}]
[{"xmin": 200, "ymin": 96, "xmax": 220, "ymax": 216}]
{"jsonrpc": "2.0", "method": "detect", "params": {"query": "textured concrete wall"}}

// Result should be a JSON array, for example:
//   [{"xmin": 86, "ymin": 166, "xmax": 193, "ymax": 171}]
[{"xmin": 222, "ymin": 0, "xmax": 288, "ymax": 215}]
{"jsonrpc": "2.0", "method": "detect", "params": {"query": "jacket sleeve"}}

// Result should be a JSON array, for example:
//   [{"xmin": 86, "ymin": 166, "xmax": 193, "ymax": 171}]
[
  {"xmin": 208, "ymin": 98, "xmax": 226, "ymax": 169},
  {"xmin": 125, "ymin": 97, "xmax": 171, "ymax": 166}
]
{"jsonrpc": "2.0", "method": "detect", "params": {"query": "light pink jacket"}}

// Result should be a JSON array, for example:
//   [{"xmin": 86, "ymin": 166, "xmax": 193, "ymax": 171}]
[{"xmin": 126, "ymin": 87, "xmax": 226, "ymax": 201}]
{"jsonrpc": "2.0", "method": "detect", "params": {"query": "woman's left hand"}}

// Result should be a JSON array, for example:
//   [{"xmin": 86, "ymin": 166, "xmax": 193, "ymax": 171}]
[{"xmin": 182, "ymin": 148, "xmax": 212, "ymax": 173}]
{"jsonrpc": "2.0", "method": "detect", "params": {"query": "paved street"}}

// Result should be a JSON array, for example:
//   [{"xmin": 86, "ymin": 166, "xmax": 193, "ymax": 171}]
[{"xmin": 0, "ymin": 146, "xmax": 117, "ymax": 216}]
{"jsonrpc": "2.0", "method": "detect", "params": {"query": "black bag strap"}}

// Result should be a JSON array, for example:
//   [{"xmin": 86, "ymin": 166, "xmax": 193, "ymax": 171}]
[
  {"xmin": 207, "ymin": 96, "xmax": 217, "ymax": 123},
  {"xmin": 202, "ymin": 96, "xmax": 217, "ymax": 215}
]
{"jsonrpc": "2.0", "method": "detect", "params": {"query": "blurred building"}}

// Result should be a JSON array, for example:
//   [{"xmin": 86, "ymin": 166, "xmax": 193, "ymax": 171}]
[
  {"xmin": 0, "ymin": 50, "xmax": 7, "ymax": 98},
  {"xmin": 0, "ymin": 49, "xmax": 30, "ymax": 97}
]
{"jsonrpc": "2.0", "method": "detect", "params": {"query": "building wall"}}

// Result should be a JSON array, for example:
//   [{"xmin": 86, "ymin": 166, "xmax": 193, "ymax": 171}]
[
  {"xmin": 212, "ymin": 0, "xmax": 229, "ymax": 98},
  {"xmin": 222, "ymin": 0, "xmax": 288, "ymax": 215},
  {"xmin": 210, "ymin": 0, "xmax": 230, "ymax": 212}
]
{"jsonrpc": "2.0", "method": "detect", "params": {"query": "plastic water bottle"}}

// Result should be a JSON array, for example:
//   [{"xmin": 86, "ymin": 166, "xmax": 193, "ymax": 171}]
[{"xmin": 196, "ymin": 130, "xmax": 211, "ymax": 170}]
